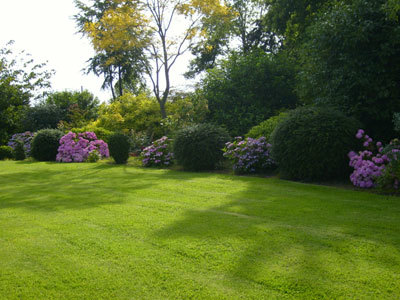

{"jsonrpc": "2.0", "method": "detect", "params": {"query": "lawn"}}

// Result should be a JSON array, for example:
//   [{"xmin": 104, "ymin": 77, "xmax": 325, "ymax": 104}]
[{"xmin": 0, "ymin": 160, "xmax": 399, "ymax": 299}]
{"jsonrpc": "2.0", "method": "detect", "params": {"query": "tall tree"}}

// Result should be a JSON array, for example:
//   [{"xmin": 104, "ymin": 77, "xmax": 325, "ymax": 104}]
[
  {"xmin": 76, "ymin": 0, "xmax": 230, "ymax": 118},
  {"xmin": 186, "ymin": 0, "xmax": 278, "ymax": 77},
  {"xmin": 0, "ymin": 41, "xmax": 53, "ymax": 144},
  {"xmin": 75, "ymin": 0, "xmax": 150, "ymax": 100},
  {"xmin": 297, "ymin": 0, "xmax": 400, "ymax": 140}
]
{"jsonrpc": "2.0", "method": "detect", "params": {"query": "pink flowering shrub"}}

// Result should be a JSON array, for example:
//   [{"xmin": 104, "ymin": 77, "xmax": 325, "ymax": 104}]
[
  {"xmin": 56, "ymin": 131, "xmax": 109, "ymax": 163},
  {"xmin": 223, "ymin": 136, "xmax": 275, "ymax": 174},
  {"xmin": 348, "ymin": 129, "xmax": 399, "ymax": 189},
  {"xmin": 141, "ymin": 136, "xmax": 173, "ymax": 167}
]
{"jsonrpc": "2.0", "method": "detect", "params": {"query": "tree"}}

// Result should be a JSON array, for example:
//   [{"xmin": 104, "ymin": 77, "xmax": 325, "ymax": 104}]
[
  {"xmin": 45, "ymin": 90, "xmax": 100, "ymax": 121},
  {"xmin": 199, "ymin": 50, "xmax": 298, "ymax": 136},
  {"xmin": 75, "ymin": 0, "xmax": 150, "ymax": 100},
  {"xmin": 0, "ymin": 41, "xmax": 53, "ymax": 144},
  {"xmin": 297, "ymin": 0, "xmax": 400, "ymax": 141},
  {"xmin": 186, "ymin": 0, "xmax": 279, "ymax": 77},
  {"xmin": 75, "ymin": 0, "xmax": 230, "ymax": 118}
]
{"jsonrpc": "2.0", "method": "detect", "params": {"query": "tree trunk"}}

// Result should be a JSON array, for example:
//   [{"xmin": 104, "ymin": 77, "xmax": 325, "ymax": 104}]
[
  {"xmin": 160, "ymin": 101, "xmax": 167, "ymax": 119},
  {"xmin": 118, "ymin": 65, "xmax": 123, "ymax": 96}
]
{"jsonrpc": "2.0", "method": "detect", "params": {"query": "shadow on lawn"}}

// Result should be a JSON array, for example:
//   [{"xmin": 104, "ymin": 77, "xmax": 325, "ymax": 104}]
[
  {"xmin": 0, "ymin": 164, "xmax": 154, "ymax": 212},
  {"xmin": 153, "ymin": 174, "xmax": 400, "ymax": 297}
]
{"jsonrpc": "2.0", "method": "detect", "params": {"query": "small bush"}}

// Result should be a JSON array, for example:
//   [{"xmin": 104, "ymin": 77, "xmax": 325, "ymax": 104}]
[
  {"xmin": 174, "ymin": 124, "xmax": 230, "ymax": 171},
  {"xmin": 223, "ymin": 136, "xmax": 275, "ymax": 174},
  {"xmin": 14, "ymin": 141, "xmax": 26, "ymax": 161},
  {"xmin": 141, "ymin": 136, "xmax": 174, "ymax": 167},
  {"xmin": 0, "ymin": 146, "xmax": 14, "ymax": 160},
  {"xmin": 246, "ymin": 112, "xmax": 288, "ymax": 141},
  {"xmin": 31, "ymin": 129, "xmax": 64, "ymax": 161},
  {"xmin": 8, "ymin": 131, "xmax": 34, "ymax": 157},
  {"xmin": 87, "ymin": 150, "xmax": 101, "ymax": 163},
  {"xmin": 271, "ymin": 106, "xmax": 360, "ymax": 181},
  {"xmin": 108, "ymin": 133, "xmax": 130, "ymax": 164}
]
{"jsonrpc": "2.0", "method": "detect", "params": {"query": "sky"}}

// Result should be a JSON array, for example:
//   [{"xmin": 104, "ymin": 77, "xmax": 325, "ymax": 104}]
[{"xmin": 0, "ymin": 0, "xmax": 192, "ymax": 103}]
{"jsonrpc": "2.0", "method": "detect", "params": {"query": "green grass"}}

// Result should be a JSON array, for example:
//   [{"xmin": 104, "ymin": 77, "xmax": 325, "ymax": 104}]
[{"xmin": 0, "ymin": 160, "xmax": 399, "ymax": 299}]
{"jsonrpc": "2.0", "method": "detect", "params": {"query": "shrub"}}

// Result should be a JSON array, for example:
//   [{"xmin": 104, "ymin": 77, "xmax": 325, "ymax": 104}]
[
  {"xmin": 8, "ymin": 131, "xmax": 34, "ymax": 157},
  {"xmin": 348, "ymin": 131, "xmax": 400, "ymax": 191},
  {"xmin": 174, "ymin": 124, "xmax": 230, "ymax": 171},
  {"xmin": 0, "ymin": 146, "xmax": 14, "ymax": 160},
  {"xmin": 13, "ymin": 141, "xmax": 26, "ymax": 161},
  {"xmin": 31, "ymin": 129, "xmax": 64, "ymax": 161},
  {"xmin": 87, "ymin": 150, "xmax": 101, "ymax": 163},
  {"xmin": 223, "ymin": 136, "xmax": 275, "ymax": 174},
  {"xmin": 108, "ymin": 133, "xmax": 130, "ymax": 164},
  {"xmin": 56, "ymin": 132, "xmax": 109, "ymax": 163},
  {"xmin": 141, "ymin": 136, "xmax": 174, "ymax": 167},
  {"xmin": 246, "ymin": 112, "xmax": 288, "ymax": 141},
  {"xmin": 271, "ymin": 106, "xmax": 360, "ymax": 181}
]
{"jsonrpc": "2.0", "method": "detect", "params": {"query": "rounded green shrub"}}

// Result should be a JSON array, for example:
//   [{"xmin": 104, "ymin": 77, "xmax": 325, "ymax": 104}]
[
  {"xmin": 0, "ymin": 146, "xmax": 14, "ymax": 160},
  {"xmin": 14, "ymin": 141, "xmax": 26, "ymax": 161},
  {"xmin": 174, "ymin": 124, "xmax": 230, "ymax": 171},
  {"xmin": 271, "ymin": 106, "xmax": 360, "ymax": 181},
  {"xmin": 31, "ymin": 129, "xmax": 64, "ymax": 161},
  {"xmin": 246, "ymin": 112, "xmax": 288, "ymax": 141},
  {"xmin": 108, "ymin": 133, "xmax": 130, "ymax": 164}
]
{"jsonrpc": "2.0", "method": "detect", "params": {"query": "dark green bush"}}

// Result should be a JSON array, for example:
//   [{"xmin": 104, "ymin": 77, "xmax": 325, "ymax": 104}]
[
  {"xmin": 0, "ymin": 146, "xmax": 14, "ymax": 160},
  {"xmin": 174, "ymin": 124, "xmax": 230, "ymax": 171},
  {"xmin": 31, "ymin": 129, "xmax": 64, "ymax": 161},
  {"xmin": 271, "ymin": 106, "xmax": 361, "ymax": 181},
  {"xmin": 246, "ymin": 112, "xmax": 288, "ymax": 141},
  {"xmin": 13, "ymin": 141, "xmax": 26, "ymax": 161},
  {"xmin": 108, "ymin": 133, "xmax": 130, "ymax": 164}
]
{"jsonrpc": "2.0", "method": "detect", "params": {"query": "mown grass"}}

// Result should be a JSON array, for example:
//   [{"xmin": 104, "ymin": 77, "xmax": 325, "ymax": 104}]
[{"xmin": 0, "ymin": 160, "xmax": 399, "ymax": 299}]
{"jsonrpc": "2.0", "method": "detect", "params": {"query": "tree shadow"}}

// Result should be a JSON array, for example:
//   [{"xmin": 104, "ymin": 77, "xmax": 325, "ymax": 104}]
[
  {"xmin": 0, "ymin": 165, "xmax": 153, "ymax": 212},
  {"xmin": 153, "ymin": 176, "xmax": 400, "ymax": 297}
]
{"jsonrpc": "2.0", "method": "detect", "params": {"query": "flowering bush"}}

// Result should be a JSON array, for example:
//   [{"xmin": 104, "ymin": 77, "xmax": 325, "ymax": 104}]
[
  {"xmin": 348, "ymin": 130, "xmax": 399, "ymax": 190},
  {"xmin": 376, "ymin": 139, "xmax": 400, "ymax": 192},
  {"xmin": 56, "ymin": 131, "xmax": 109, "ymax": 163},
  {"xmin": 8, "ymin": 131, "xmax": 34, "ymax": 156},
  {"xmin": 141, "ymin": 136, "xmax": 173, "ymax": 167},
  {"xmin": 223, "ymin": 136, "xmax": 275, "ymax": 174}
]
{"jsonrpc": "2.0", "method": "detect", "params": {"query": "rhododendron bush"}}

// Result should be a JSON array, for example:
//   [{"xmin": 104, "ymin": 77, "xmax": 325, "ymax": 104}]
[
  {"xmin": 223, "ymin": 136, "xmax": 275, "ymax": 174},
  {"xmin": 56, "ymin": 131, "xmax": 109, "ymax": 163},
  {"xmin": 8, "ymin": 131, "xmax": 34, "ymax": 156},
  {"xmin": 141, "ymin": 136, "xmax": 173, "ymax": 167},
  {"xmin": 348, "ymin": 129, "xmax": 399, "ymax": 190}
]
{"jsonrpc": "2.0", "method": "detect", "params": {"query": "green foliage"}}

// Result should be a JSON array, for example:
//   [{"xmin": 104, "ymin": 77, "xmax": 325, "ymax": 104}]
[
  {"xmin": 45, "ymin": 90, "xmax": 100, "ymax": 129},
  {"xmin": 95, "ymin": 93, "xmax": 162, "ymax": 138},
  {"xmin": 0, "ymin": 41, "xmax": 53, "ymax": 144},
  {"xmin": 108, "ymin": 133, "xmax": 130, "ymax": 164},
  {"xmin": 394, "ymin": 113, "xmax": 400, "ymax": 133},
  {"xmin": 200, "ymin": 50, "xmax": 298, "ymax": 136},
  {"xmin": 31, "ymin": 129, "xmax": 64, "ymax": 162},
  {"xmin": 71, "ymin": 125, "xmax": 113, "ymax": 143},
  {"xmin": 297, "ymin": 0, "xmax": 400, "ymax": 141},
  {"xmin": 271, "ymin": 106, "xmax": 360, "ymax": 181},
  {"xmin": 127, "ymin": 131, "xmax": 151, "ymax": 154},
  {"xmin": 246, "ymin": 111, "xmax": 288, "ymax": 141},
  {"xmin": 13, "ymin": 141, "xmax": 26, "ymax": 161},
  {"xmin": 161, "ymin": 92, "xmax": 209, "ymax": 136},
  {"xmin": 173, "ymin": 123, "xmax": 230, "ymax": 171},
  {"xmin": 0, "ymin": 146, "xmax": 13, "ymax": 160},
  {"xmin": 87, "ymin": 150, "xmax": 101, "ymax": 163},
  {"xmin": 23, "ymin": 103, "xmax": 64, "ymax": 131}
]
